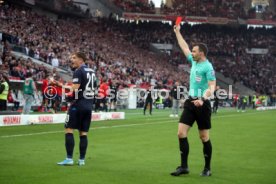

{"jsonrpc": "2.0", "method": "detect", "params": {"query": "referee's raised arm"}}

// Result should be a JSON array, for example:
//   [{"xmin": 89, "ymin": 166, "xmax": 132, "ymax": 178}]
[{"xmin": 174, "ymin": 25, "xmax": 191, "ymax": 58}]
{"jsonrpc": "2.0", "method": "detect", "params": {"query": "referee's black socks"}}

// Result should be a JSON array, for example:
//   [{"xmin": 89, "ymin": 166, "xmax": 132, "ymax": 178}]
[
  {"xmin": 203, "ymin": 140, "xmax": 212, "ymax": 170},
  {"xmin": 79, "ymin": 135, "xmax": 88, "ymax": 160},
  {"xmin": 179, "ymin": 137, "xmax": 189, "ymax": 168},
  {"xmin": 65, "ymin": 133, "xmax": 75, "ymax": 159}
]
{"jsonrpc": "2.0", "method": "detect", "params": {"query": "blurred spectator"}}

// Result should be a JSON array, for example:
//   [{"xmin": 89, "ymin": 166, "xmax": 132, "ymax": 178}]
[
  {"xmin": 51, "ymin": 54, "xmax": 59, "ymax": 67},
  {"xmin": 0, "ymin": 74, "xmax": 10, "ymax": 111},
  {"xmin": 22, "ymin": 72, "xmax": 37, "ymax": 114},
  {"xmin": 112, "ymin": 0, "xmax": 155, "ymax": 14}
]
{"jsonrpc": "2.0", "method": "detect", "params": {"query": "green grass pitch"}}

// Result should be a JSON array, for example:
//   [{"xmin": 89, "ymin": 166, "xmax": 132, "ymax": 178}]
[{"xmin": 0, "ymin": 109, "xmax": 276, "ymax": 184}]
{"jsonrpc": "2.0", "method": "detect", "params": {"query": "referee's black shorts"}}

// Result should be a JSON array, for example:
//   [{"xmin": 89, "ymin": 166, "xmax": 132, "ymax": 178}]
[{"xmin": 179, "ymin": 98, "xmax": 212, "ymax": 130}]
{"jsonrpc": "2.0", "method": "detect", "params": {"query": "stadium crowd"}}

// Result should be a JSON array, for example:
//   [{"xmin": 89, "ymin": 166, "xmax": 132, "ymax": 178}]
[
  {"xmin": 108, "ymin": 21, "xmax": 276, "ymax": 94},
  {"xmin": 111, "ymin": 0, "xmax": 276, "ymax": 20},
  {"xmin": 0, "ymin": 5, "xmax": 189, "ymax": 90},
  {"xmin": 112, "ymin": 0, "xmax": 155, "ymax": 14},
  {"xmin": 0, "ymin": 54, "xmax": 48, "ymax": 81},
  {"xmin": 162, "ymin": 0, "xmax": 247, "ymax": 19},
  {"xmin": 1, "ymin": 4, "xmax": 276, "ymax": 96}
]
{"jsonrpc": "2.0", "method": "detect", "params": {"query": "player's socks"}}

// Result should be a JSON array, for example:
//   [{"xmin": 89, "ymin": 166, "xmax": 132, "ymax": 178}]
[
  {"xmin": 203, "ymin": 140, "xmax": 212, "ymax": 170},
  {"xmin": 179, "ymin": 137, "xmax": 189, "ymax": 168},
  {"xmin": 65, "ymin": 133, "xmax": 74, "ymax": 159},
  {"xmin": 79, "ymin": 135, "xmax": 88, "ymax": 160}
]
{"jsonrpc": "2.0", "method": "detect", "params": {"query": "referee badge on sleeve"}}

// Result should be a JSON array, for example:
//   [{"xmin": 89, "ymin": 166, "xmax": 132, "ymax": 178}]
[{"xmin": 211, "ymin": 70, "xmax": 215, "ymax": 76}]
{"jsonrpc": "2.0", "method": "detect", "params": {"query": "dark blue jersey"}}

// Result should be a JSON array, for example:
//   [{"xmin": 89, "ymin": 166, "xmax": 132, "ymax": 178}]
[{"xmin": 72, "ymin": 64, "xmax": 96, "ymax": 106}]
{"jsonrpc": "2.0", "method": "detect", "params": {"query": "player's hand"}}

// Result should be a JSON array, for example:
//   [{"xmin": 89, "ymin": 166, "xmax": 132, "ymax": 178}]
[
  {"xmin": 56, "ymin": 81, "xmax": 63, "ymax": 87},
  {"xmin": 192, "ymin": 99, "xmax": 204, "ymax": 107},
  {"xmin": 50, "ymin": 80, "xmax": 61, "ymax": 87},
  {"xmin": 174, "ymin": 25, "xmax": 181, "ymax": 33},
  {"xmin": 50, "ymin": 80, "xmax": 57, "ymax": 85},
  {"xmin": 48, "ymin": 79, "xmax": 55, "ymax": 85}
]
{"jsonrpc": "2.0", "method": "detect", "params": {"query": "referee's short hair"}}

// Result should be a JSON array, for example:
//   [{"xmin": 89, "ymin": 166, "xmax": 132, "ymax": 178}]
[
  {"xmin": 73, "ymin": 52, "xmax": 87, "ymax": 62},
  {"xmin": 194, "ymin": 43, "xmax": 208, "ymax": 56}
]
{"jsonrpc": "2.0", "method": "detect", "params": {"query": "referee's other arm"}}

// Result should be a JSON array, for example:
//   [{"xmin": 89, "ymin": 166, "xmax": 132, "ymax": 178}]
[{"xmin": 193, "ymin": 81, "xmax": 216, "ymax": 107}]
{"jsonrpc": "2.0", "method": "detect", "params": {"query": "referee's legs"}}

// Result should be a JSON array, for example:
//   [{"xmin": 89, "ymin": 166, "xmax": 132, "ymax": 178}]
[
  {"xmin": 171, "ymin": 123, "xmax": 190, "ymax": 176},
  {"xmin": 199, "ymin": 129, "xmax": 212, "ymax": 173},
  {"xmin": 171, "ymin": 122, "xmax": 190, "ymax": 176},
  {"xmin": 178, "ymin": 123, "xmax": 190, "ymax": 169}
]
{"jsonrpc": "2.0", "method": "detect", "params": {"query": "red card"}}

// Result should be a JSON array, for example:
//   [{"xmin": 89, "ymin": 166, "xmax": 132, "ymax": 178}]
[{"xmin": 175, "ymin": 16, "xmax": 182, "ymax": 26}]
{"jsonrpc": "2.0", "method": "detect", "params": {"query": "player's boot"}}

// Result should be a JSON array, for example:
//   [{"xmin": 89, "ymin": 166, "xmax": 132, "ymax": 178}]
[
  {"xmin": 57, "ymin": 158, "xmax": 74, "ymax": 166},
  {"xmin": 170, "ymin": 166, "xmax": 189, "ymax": 176},
  {"xmin": 78, "ymin": 159, "xmax": 85, "ymax": 166},
  {"xmin": 200, "ymin": 168, "xmax": 211, "ymax": 176}
]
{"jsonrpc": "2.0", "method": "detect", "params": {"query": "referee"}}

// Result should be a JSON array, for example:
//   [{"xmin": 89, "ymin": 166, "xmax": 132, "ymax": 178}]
[{"xmin": 171, "ymin": 25, "xmax": 216, "ymax": 177}]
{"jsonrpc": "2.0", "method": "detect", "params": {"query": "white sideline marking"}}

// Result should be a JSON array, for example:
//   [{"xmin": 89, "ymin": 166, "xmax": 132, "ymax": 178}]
[
  {"xmin": 0, "ymin": 111, "xmax": 272, "ymax": 138},
  {"xmin": 0, "ymin": 131, "xmax": 63, "ymax": 138},
  {"xmin": 0, "ymin": 120, "xmax": 174, "ymax": 138}
]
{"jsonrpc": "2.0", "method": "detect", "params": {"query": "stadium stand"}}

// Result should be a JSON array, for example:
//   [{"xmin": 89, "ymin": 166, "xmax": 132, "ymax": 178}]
[
  {"xmin": 111, "ymin": 0, "xmax": 275, "ymax": 20},
  {"xmin": 0, "ymin": 4, "xmax": 189, "ymax": 90},
  {"xmin": 1, "ymin": 1, "xmax": 275, "ymax": 111},
  {"xmin": 162, "ymin": 0, "xmax": 247, "ymax": 19},
  {"xmin": 111, "ymin": 0, "xmax": 155, "ymax": 14}
]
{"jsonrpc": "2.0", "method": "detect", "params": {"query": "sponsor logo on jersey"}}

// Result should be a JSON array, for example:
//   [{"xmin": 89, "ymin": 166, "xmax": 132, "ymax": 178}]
[{"xmin": 195, "ymin": 76, "xmax": 202, "ymax": 82}]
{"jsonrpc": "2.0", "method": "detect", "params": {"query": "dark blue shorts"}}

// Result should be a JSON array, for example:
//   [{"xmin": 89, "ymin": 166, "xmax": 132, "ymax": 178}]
[{"xmin": 65, "ymin": 103, "xmax": 92, "ymax": 132}]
